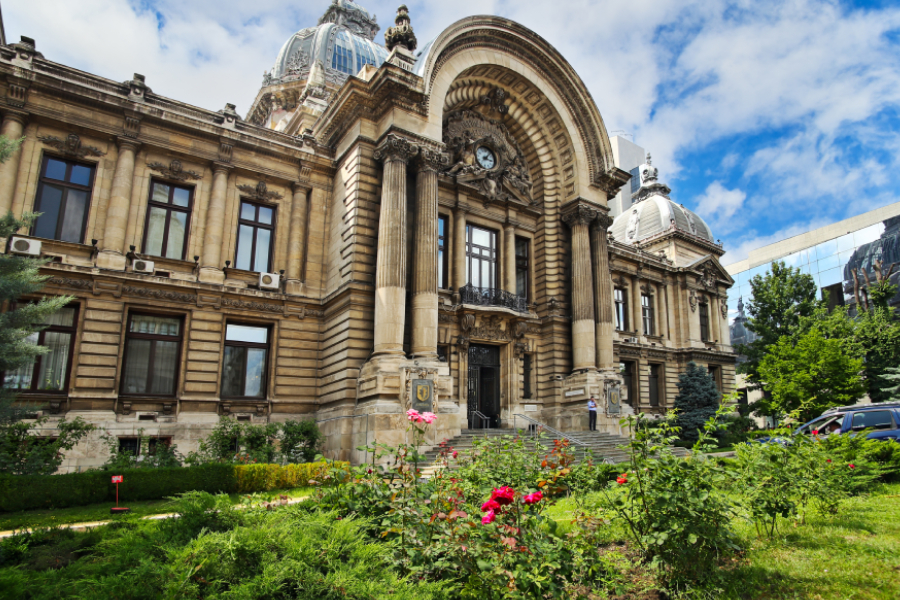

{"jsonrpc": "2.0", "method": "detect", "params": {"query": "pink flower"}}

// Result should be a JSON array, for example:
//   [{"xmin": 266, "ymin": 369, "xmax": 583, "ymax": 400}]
[
  {"xmin": 406, "ymin": 409, "xmax": 422, "ymax": 423},
  {"xmin": 849, "ymin": 463, "xmax": 856, "ymax": 469},
  {"xmin": 491, "ymin": 486, "xmax": 516, "ymax": 506},
  {"xmin": 523, "ymin": 492, "xmax": 543, "ymax": 505},
  {"xmin": 481, "ymin": 499, "xmax": 501, "ymax": 513},
  {"xmin": 421, "ymin": 412, "xmax": 437, "ymax": 424},
  {"xmin": 481, "ymin": 510, "xmax": 496, "ymax": 525},
  {"xmin": 811, "ymin": 429, "xmax": 819, "ymax": 436},
  {"xmin": 827, "ymin": 459, "xmax": 832, "ymax": 464},
  {"xmin": 452, "ymin": 450, "xmax": 458, "ymax": 459}
]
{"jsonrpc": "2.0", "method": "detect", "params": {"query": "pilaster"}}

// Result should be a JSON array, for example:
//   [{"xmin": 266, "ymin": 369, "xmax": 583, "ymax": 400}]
[
  {"xmin": 411, "ymin": 148, "xmax": 444, "ymax": 358},
  {"xmin": 285, "ymin": 180, "xmax": 310, "ymax": 295},
  {"xmin": 0, "ymin": 111, "xmax": 28, "ymax": 214},
  {"xmin": 198, "ymin": 162, "xmax": 232, "ymax": 284},
  {"xmin": 562, "ymin": 202, "xmax": 599, "ymax": 372},
  {"xmin": 97, "ymin": 138, "xmax": 140, "ymax": 270}
]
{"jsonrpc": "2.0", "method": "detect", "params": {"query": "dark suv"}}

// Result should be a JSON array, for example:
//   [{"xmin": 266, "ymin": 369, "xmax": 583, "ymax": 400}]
[{"xmin": 795, "ymin": 403, "xmax": 900, "ymax": 441}]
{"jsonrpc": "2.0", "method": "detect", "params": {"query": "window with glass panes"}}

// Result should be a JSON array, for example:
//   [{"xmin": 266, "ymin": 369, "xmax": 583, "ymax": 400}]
[
  {"xmin": 143, "ymin": 181, "xmax": 192, "ymax": 260},
  {"xmin": 32, "ymin": 156, "xmax": 95, "ymax": 243},
  {"xmin": 523, "ymin": 353, "xmax": 533, "ymax": 399},
  {"xmin": 221, "ymin": 324, "xmax": 269, "ymax": 398},
  {"xmin": 699, "ymin": 301, "xmax": 710, "ymax": 341},
  {"xmin": 614, "ymin": 288, "xmax": 628, "ymax": 331},
  {"xmin": 4, "ymin": 306, "xmax": 78, "ymax": 392},
  {"xmin": 332, "ymin": 31, "xmax": 355, "ymax": 75},
  {"xmin": 641, "ymin": 293, "xmax": 654, "ymax": 336},
  {"xmin": 235, "ymin": 201, "xmax": 275, "ymax": 273},
  {"xmin": 121, "ymin": 314, "xmax": 182, "ymax": 396},
  {"xmin": 515, "ymin": 236, "xmax": 530, "ymax": 301},
  {"xmin": 466, "ymin": 225, "xmax": 497, "ymax": 289},
  {"xmin": 438, "ymin": 215, "xmax": 448, "ymax": 289}
]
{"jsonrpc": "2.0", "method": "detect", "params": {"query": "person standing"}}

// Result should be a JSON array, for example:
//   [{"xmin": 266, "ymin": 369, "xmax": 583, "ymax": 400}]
[{"xmin": 588, "ymin": 395, "xmax": 598, "ymax": 431}]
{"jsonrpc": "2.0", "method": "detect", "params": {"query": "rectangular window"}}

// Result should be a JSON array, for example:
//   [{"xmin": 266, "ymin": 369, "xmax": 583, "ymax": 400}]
[
  {"xmin": 234, "ymin": 201, "xmax": 275, "ymax": 273},
  {"xmin": 649, "ymin": 364, "xmax": 661, "ymax": 407},
  {"xmin": 221, "ymin": 324, "xmax": 269, "ymax": 399},
  {"xmin": 707, "ymin": 365, "xmax": 722, "ymax": 393},
  {"xmin": 466, "ymin": 225, "xmax": 498, "ymax": 289},
  {"xmin": 143, "ymin": 180, "xmax": 192, "ymax": 260},
  {"xmin": 118, "ymin": 437, "xmax": 140, "ymax": 456},
  {"xmin": 822, "ymin": 282, "xmax": 845, "ymax": 313},
  {"xmin": 699, "ymin": 301, "xmax": 710, "ymax": 341},
  {"xmin": 438, "ymin": 215, "xmax": 449, "ymax": 289},
  {"xmin": 437, "ymin": 345, "xmax": 449, "ymax": 363},
  {"xmin": 523, "ymin": 353, "xmax": 533, "ymax": 399},
  {"xmin": 630, "ymin": 166, "xmax": 641, "ymax": 194},
  {"xmin": 121, "ymin": 314, "xmax": 182, "ymax": 396},
  {"xmin": 515, "ymin": 236, "xmax": 530, "ymax": 302},
  {"xmin": 615, "ymin": 288, "xmax": 628, "ymax": 331},
  {"xmin": 4, "ymin": 306, "xmax": 78, "ymax": 393},
  {"xmin": 851, "ymin": 410, "xmax": 894, "ymax": 430},
  {"xmin": 641, "ymin": 294, "xmax": 655, "ymax": 336},
  {"xmin": 33, "ymin": 155, "xmax": 95, "ymax": 243},
  {"xmin": 620, "ymin": 361, "xmax": 635, "ymax": 406},
  {"xmin": 147, "ymin": 437, "xmax": 172, "ymax": 455}
]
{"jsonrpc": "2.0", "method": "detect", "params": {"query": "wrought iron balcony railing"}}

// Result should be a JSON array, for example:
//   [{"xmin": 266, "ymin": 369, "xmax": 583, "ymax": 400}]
[{"xmin": 459, "ymin": 284, "xmax": 528, "ymax": 313}]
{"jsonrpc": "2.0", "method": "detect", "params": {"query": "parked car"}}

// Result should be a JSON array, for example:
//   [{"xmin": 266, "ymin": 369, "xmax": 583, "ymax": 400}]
[{"xmin": 794, "ymin": 403, "xmax": 900, "ymax": 441}]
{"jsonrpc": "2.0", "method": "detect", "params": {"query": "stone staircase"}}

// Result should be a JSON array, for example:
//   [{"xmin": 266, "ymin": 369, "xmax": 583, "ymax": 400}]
[{"xmin": 417, "ymin": 427, "xmax": 690, "ymax": 478}]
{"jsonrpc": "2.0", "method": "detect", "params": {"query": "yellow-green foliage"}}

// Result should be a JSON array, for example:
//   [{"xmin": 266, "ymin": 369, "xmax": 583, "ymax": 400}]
[{"xmin": 233, "ymin": 462, "xmax": 347, "ymax": 493}]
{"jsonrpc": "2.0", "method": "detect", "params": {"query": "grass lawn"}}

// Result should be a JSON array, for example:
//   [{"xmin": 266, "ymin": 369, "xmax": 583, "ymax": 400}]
[
  {"xmin": 546, "ymin": 483, "xmax": 900, "ymax": 599},
  {"xmin": 0, "ymin": 486, "xmax": 314, "ymax": 532}
]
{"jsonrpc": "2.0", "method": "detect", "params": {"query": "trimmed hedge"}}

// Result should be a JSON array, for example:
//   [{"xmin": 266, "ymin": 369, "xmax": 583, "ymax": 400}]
[{"xmin": 0, "ymin": 461, "xmax": 346, "ymax": 513}]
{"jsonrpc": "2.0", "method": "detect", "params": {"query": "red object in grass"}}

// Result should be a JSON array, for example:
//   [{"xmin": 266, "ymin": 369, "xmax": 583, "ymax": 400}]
[
  {"xmin": 111, "ymin": 475, "xmax": 127, "ymax": 513},
  {"xmin": 849, "ymin": 463, "xmax": 856, "ymax": 469}
]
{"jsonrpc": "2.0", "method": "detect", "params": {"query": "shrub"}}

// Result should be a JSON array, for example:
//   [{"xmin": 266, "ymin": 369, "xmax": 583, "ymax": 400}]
[{"xmin": 673, "ymin": 361, "xmax": 721, "ymax": 441}]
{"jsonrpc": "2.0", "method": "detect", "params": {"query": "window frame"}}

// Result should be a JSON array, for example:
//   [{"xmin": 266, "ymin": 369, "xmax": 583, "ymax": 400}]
[
  {"xmin": 142, "ymin": 179, "xmax": 194, "ymax": 261},
  {"xmin": 3, "ymin": 303, "xmax": 79, "ymax": 394},
  {"xmin": 641, "ymin": 293, "xmax": 655, "ymax": 336},
  {"xmin": 438, "ymin": 214, "xmax": 449, "ymax": 290},
  {"xmin": 221, "ymin": 323, "xmax": 271, "ymax": 400},
  {"xmin": 523, "ymin": 353, "xmax": 533, "ymax": 399},
  {"xmin": 32, "ymin": 154, "xmax": 96, "ymax": 244},
  {"xmin": 234, "ymin": 200, "xmax": 277, "ymax": 274},
  {"xmin": 465, "ymin": 224, "xmax": 499, "ymax": 290},
  {"xmin": 120, "ymin": 312, "xmax": 184, "ymax": 398},
  {"xmin": 614, "ymin": 288, "xmax": 628, "ymax": 332},
  {"xmin": 699, "ymin": 300, "xmax": 710, "ymax": 341},
  {"xmin": 515, "ymin": 236, "xmax": 530, "ymax": 302},
  {"xmin": 648, "ymin": 363, "xmax": 662, "ymax": 407},
  {"xmin": 707, "ymin": 365, "xmax": 722, "ymax": 393}
]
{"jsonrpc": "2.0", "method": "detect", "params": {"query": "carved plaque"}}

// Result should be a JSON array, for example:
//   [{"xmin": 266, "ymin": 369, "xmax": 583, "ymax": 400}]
[
  {"xmin": 607, "ymin": 383, "xmax": 621, "ymax": 415},
  {"xmin": 411, "ymin": 379, "xmax": 434, "ymax": 413}
]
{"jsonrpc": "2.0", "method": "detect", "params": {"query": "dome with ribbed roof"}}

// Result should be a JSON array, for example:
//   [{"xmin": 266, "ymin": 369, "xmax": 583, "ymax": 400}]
[{"xmin": 609, "ymin": 155, "xmax": 715, "ymax": 245}]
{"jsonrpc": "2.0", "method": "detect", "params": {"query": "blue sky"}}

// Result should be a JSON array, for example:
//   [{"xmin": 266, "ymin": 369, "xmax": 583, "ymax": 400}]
[{"xmin": 8, "ymin": 0, "xmax": 900, "ymax": 264}]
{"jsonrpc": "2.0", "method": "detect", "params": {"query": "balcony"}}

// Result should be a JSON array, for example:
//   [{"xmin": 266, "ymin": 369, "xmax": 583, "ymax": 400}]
[{"xmin": 458, "ymin": 284, "xmax": 528, "ymax": 313}]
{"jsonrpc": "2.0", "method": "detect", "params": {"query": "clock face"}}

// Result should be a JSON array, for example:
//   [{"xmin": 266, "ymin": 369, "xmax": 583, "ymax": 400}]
[{"xmin": 475, "ymin": 146, "xmax": 496, "ymax": 169}]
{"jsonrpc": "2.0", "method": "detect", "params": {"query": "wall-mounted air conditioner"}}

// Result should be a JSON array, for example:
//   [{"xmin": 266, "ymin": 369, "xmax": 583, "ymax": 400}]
[
  {"xmin": 9, "ymin": 236, "xmax": 41, "ymax": 256},
  {"xmin": 132, "ymin": 259, "xmax": 155, "ymax": 274},
  {"xmin": 259, "ymin": 272, "xmax": 280, "ymax": 291}
]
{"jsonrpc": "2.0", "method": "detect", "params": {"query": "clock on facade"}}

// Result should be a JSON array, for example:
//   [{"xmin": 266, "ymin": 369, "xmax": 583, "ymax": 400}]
[{"xmin": 475, "ymin": 146, "xmax": 496, "ymax": 169}]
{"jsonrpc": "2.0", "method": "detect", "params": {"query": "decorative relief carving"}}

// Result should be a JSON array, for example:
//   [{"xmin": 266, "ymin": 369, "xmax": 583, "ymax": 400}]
[
  {"xmin": 122, "ymin": 286, "xmax": 196, "ymax": 303},
  {"xmin": 218, "ymin": 142, "xmax": 233, "ymax": 163},
  {"xmin": 438, "ymin": 313, "xmax": 456, "ymax": 324},
  {"xmin": 222, "ymin": 297, "xmax": 284, "ymax": 313},
  {"xmin": 46, "ymin": 277, "xmax": 93, "ymax": 290},
  {"xmin": 470, "ymin": 315, "xmax": 510, "ymax": 342},
  {"xmin": 480, "ymin": 87, "xmax": 509, "ymax": 114},
  {"xmin": 37, "ymin": 134, "xmax": 105, "ymax": 159},
  {"xmin": 443, "ymin": 110, "xmax": 533, "ymax": 205},
  {"xmin": 689, "ymin": 290, "xmax": 699, "ymax": 312},
  {"xmin": 698, "ymin": 263, "xmax": 717, "ymax": 290},
  {"xmin": 561, "ymin": 204, "xmax": 598, "ymax": 228},
  {"xmin": 418, "ymin": 147, "xmax": 449, "ymax": 173},
  {"xmin": 721, "ymin": 298, "xmax": 729, "ymax": 319},
  {"xmin": 374, "ymin": 133, "xmax": 420, "ymax": 163},
  {"xmin": 237, "ymin": 181, "xmax": 283, "ymax": 202},
  {"xmin": 146, "ymin": 160, "xmax": 202, "ymax": 181}
]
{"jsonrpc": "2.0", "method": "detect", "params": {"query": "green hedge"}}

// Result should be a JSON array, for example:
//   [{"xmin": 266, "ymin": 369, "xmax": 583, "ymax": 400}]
[{"xmin": 0, "ymin": 462, "xmax": 346, "ymax": 513}]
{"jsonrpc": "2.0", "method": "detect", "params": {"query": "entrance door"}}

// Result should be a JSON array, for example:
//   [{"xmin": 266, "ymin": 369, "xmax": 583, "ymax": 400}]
[{"xmin": 467, "ymin": 344, "xmax": 501, "ymax": 428}]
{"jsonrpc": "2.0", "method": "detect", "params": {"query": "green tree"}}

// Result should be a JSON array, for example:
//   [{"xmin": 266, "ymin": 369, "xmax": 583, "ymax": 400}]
[
  {"xmin": 0, "ymin": 417, "xmax": 93, "ymax": 475},
  {"xmin": 757, "ymin": 327, "xmax": 866, "ymax": 422},
  {"xmin": 739, "ymin": 261, "xmax": 821, "ymax": 387},
  {"xmin": 0, "ymin": 134, "xmax": 23, "ymax": 165},
  {"xmin": 879, "ymin": 366, "xmax": 900, "ymax": 402},
  {"xmin": 280, "ymin": 419, "xmax": 323, "ymax": 463},
  {"xmin": 673, "ymin": 361, "xmax": 721, "ymax": 441}
]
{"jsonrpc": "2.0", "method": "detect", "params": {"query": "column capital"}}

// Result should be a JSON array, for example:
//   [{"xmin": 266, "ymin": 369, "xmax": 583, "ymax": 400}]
[
  {"xmin": 594, "ymin": 212, "xmax": 614, "ymax": 230},
  {"xmin": 1, "ymin": 110, "xmax": 29, "ymax": 127},
  {"xmin": 374, "ymin": 133, "xmax": 419, "ymax": 164},
  {"xmin": 417, "ymin": 147, "xmax": 448, "ymax": 173},
  {"xmin": 211, "ymin": 161, "xmax": 234, "ymax": 175},
  {"xmin": 292, "ymin": 180, "xmax": 311, "ymax": 194},
  {"xmin": 115, "ymin": 137, "xmax": 142, "ymax": 153},
  {"xmin": 562, "ymin": 203, "xmax": 598, "ymax": 228}
]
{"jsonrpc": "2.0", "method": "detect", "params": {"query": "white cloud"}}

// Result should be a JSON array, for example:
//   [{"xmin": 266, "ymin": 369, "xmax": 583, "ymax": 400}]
[{"xmin": 695, "ymin": 182, "xmax": 746, "ymax": 233}]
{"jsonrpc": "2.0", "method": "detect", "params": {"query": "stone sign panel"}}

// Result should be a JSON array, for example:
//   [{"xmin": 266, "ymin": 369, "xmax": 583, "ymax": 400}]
[{"xmin": 411, "ymin": 379, "xmax": 434, "ymax": 412}]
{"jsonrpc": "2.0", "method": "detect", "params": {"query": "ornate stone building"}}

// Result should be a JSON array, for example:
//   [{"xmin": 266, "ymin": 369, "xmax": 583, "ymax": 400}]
[{"xmin": 0, "ymin": 1, "xmax": 734, "ymax": 469}]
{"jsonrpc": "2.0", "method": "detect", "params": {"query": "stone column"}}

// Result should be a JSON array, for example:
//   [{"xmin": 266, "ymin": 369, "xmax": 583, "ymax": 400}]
[
  {"xmin": 97, "ymin": 138, "xmax": 140, "ymax": 270},
  {"xmin": 658, "ymin": 281, "xmax": 670, "ymax": 340},
  {"xmin": 632, "ymin": 276, "xmax": 643, "ymax": 337},
  {"xmin": 198, "ymin": 163, "xmax": 232, "ymax": 284},
  {"xmin": 503, "ymin": 221, "xmax": 516, "ymax": 294},
  {"xmin": 563, "ymin": 204, "xmax": 598, "ymax": 372},
  {"xmin": 285, "ymin": 181, "xmax": 310, "ymax": 295},
  {"xmin": 372, "ymin": 134, "xmax": 418, "ymax": 356},
  {"xmin": 453, "ymin": 204, "xmax": 468, "ymax": 298},
  {"xmin": 710, "ymin": 294, "xmax": 721, "ymax": 344},
  {"xmin": 0, "ymin": 112, "xmax": 26, "ymax": 215},
  {"xmin": 411, "ymin": 149, "xmax": 442, "ymax": 359},
  {"xmin": 591, "ymin": 214, "xmax": 615, "ymax": 370}
]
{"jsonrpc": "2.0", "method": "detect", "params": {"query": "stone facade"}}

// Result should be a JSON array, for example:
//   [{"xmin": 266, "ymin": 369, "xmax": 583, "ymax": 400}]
[{"xmin": 0, "ymin": 4, "xmax": 734, "ymax": 470}]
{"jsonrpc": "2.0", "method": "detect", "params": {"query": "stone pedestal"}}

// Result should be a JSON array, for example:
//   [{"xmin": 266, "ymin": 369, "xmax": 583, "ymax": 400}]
[
  {"xmin": 198, "ymin": 266, "xmax": 226, "ymax": 285},
  {"xmin": 96, "ymin": 250, "xmax": 127, "ymax": 271},
  {"xmin": 543, "ymin": 370, "xmax": 627, "ymax": 436}
]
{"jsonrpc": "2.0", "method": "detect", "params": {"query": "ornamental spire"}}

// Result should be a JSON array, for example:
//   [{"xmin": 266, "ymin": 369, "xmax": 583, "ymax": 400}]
[{"xmin": 385, "ymin": 5, "xmax": 417, "ymax": 52}]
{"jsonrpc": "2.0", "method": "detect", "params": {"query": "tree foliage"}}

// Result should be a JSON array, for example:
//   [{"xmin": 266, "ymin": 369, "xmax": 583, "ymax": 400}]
[
  {"xmin": 757, "ymin": 327, "xmax": 866, "ymax": 422},
  {"xmin": 0, "ymin": 135, "xmax": 22, "ymax": 166},
  {"xmin": 673, "ymin": 361, "xmax": 721, "ymax": 441},
  {"xmin": 186, "ymin": 417, "xmax": 323, "ymax": 464},
  {"xmin": 0, "ymin": 416, "xmax": 93, "ymax": 475}
]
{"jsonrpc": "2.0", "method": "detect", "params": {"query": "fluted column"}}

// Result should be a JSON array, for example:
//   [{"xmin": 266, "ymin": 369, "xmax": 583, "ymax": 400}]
[
  {"xmin": 285, "ymin": 181, "xmax": 310, "ymax": 294},
  {"xmin": 504, "ymin": 221, "xmax": 516, "ymax": 294},
  {"xmin": 198, "ymin": 163, "xmax": 232, "ymax": 284},
  {"xmin": 591, "ymin": 214, "xmax": 615, "ymax": 369},
  {"xmin": 658, "ymin": 281, "xmax": 670, "ymax": 340},
  {"xmin": 411, "ymin": 149, "xmax": 443, "ymax": 358},
  {"xmin": 372, "ymin": 134, "xmax": 418, "ymax": 356},
  {"xmin": 453, "ymin": 205, "xmax": 468, "ymax": 295},
  {"xmin": 0, "ymin": 112, "xmax": 26, "ymax": 215},
  {"xmin": 563, "ymin": 204, "xmax": 598, "ymax": 372},
  {"xmin": 632, "ymin": 275, "xmax": 643, "ymax": 337},
  {"xmin": 97, "ymin": 138, "xmax": 140, "ymax": 270}
]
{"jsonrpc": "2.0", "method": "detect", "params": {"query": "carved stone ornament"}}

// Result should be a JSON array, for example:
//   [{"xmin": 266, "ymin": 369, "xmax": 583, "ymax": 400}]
[
  {"xmin": 459, "ymin": 313, "xmax": 476, "ymax": 334},
  {"xmin": 375, "ymin": 134, "xmax": 419, "ymax": 163},
  {"xmin": 222, "ymin": 297, "xmax": 284, "ymax": 314},
  {"xmin": 562, "ymin": 204, "xmax": 598, "ymax": 228},
  {"xmin": 122, "ymin": 286, "xmax": 197, "ymax": 304},
  {"xmin": 480, "ymin": 87, "xmax": 509, "ymax": 114},
  {"xmin": 612, "ymin": 275, "xmax": 627, "ymax": 288},
  {"xmin": 37, "ymin": 134, "xmax": 105, "ymax": 159},
  {"xmin": 514, "ymin": 341, "xmax": 528, "ymax": 358},
  {"xmin": 698, "ymin": 263, "xmax": 717, "ymax": 290},
  {"xmin": 419, "ymin": 147, "xmax": 449, "ymax": 173},
  {"xmin": 146, "ymin": 160, "xmax": 202, "ymax": 182},
  {"xmin": 721, "ymin": 298, "xmax": 729, "ymax": 319},
  {"xmin": 442, "ymin": 110, "xmax": 533, "ymax": 205},
  {"xmin": 384, "ymin": 4, "xmax": 417, "ymax": 52},
  {"xmin": 470, "ymin": 315, "xmax": 510, "ymax": 342},
  {"xmin": 237, "ymin": 181, "xmax": 284, "ymax": 202},
  {"xmin": 319, "ymin": 0, "xmax": 380, "ymax": 41},
  {"xmin": 689, "ymin": 290, "xmax": 699, "ymax": 312}
]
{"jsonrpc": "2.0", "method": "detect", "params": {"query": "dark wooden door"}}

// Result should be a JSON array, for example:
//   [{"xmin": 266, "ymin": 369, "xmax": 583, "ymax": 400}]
[{"xmin": 468, "ymin": 345, "xmax": 501, "ymax": 428}]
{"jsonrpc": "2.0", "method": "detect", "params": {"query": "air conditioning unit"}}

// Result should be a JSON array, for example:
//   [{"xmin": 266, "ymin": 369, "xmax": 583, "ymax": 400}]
[
  {"xmin": 259, "ymin": 272, "xmax": 280, "ymax": 291},
  {"xmin": 132, "ymin": 259, "xmax": 155, "ymax": 274},
  {"xmin": 9, "ymin": 236, "xmax": 41, "ymax": 256},
  {"xmin": 626, "ymin": 337, "xmax": 639, "ymax": 344}
]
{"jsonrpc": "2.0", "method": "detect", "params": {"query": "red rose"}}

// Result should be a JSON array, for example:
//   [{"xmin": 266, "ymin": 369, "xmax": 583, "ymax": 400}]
[
  {"xmin": 491, "ymin": 486, "xmax": 516, "ymax": 506},
  {"xmin": 616, "ymin": 473, "xmax": 628, "ymax": 485},
  {"xmin": 849, "ymin": 463, "xmax": 856, "ymax": 469}
]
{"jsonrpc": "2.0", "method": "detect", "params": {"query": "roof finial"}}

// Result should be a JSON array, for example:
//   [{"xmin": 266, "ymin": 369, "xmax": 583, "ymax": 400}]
[
  {"xmin": 646, "ymin": 152, "xmax": 652, "ymax": 166},
  {"xmin": 385, "ymin": 5, "xmax": 417, "ymax": 52}
]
